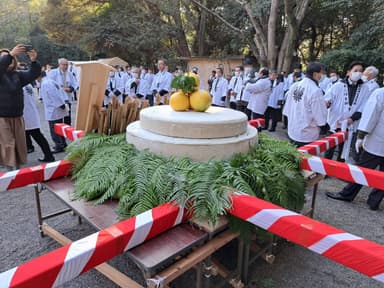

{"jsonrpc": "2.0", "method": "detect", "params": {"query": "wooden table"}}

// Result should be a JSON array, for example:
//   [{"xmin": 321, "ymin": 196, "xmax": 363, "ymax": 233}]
[{"xmin": 34, "ymin": 178, "xmax": 242, "ymax": 288}]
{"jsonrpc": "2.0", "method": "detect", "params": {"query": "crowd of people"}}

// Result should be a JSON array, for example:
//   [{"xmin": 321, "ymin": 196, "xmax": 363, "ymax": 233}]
[{"xmin": 0, "ymin": 44, "xmax": 383, "ymax": 210}]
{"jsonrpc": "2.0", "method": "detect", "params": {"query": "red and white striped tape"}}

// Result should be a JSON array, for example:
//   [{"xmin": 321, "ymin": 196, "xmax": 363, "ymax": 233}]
[
  {"xmin": 298, "ymin": 132, "xmax": 347, "ymax": 156},
  {"xmin": 0, "ymin": 160, "xmax": 71, "ymax": 192},
  {"xmin": 229, "ymin": 193, "xmax": 384, "ymax": 283},
  {"xmin": 0, "ymin": 203, "xmax": 186, "ymax": 287},
  {"xmin": 2, "ymin": 124, "xmax": 384, "ymax": 287},
  {"xmin": 54, "ymin": 124, "xmax": 85, "ymax": 141},
  {"xmin": 300, "ymin": 155, "xmax": 384, "ymax": 190},
  {"xmin": 248, "ymin": 118, "xmax": 265, "ymax": 129}
]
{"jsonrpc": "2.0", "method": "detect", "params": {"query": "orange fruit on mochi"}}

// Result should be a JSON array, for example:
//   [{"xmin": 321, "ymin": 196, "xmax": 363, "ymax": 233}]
[
  {"xmin": 186, "ymin": 72, "xmax": 200, "ymax": 91},
  {"xmin": 189, "ymin": 90, "xmax": 212, "ymax": 112},
  {"xmin": 169, "ymin": 90, "xmax": 190, "ymax": 111}
]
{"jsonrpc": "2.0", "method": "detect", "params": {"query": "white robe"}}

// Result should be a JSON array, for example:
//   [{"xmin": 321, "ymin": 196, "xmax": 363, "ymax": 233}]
[
  {"xmin": 246, "ymin": 77, "xmax": 271, "ymax": 115},
  {"xmin": 228, "ymin": 75, "xmax": 244, "ymax": 103},
  {"xmin": 104, "ymin": 76, "xmax": 124, "ymax": 105},
  {"xmin": 283, "ymin": 77, "xmax": 327, "ymax": 143},
  {"xmin": 364, "ymin": 79, "xmax": 380, "ymax": 95},
  {"xmin": 319, "ymin": 76, "xmax": 332, "ymax": 94},
  {"xmin": 210, "ymin": 77, "xmax": 228, "ymax": 106},
  {"xmin": 48, "ymin": 68, "xmax": 78, "ymax": 102},
  {"xmin": 150, "ymin": 70, "xmax": 174, "ymax": 103},
  {"xmin": 40, "ymin": 77, "xmax": 68, "ymax": 121},
  {"xmin": 268, "ymin": 81, "xmax": 285, "ymax": 109},
  {"xmin": 324, "ymin": 80, "xmax": 371, "ymax": 132},
  {"xmin": 358, "ymin": 88, "xmax": 384, "ymax": 157},
  {"xmin": 23, "ymin": 84, "xmax": 40, "ymax": 130}
]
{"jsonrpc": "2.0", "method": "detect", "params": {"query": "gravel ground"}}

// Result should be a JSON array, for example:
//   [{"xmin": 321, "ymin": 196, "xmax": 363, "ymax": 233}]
[{"xmin": 0, "ymin": 97, "xmax": 383, "ymax": 288}]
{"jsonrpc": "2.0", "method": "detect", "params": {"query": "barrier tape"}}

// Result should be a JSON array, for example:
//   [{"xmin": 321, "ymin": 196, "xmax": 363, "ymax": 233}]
[
  {"xmin": 248, "ymin": 119, "xmax": 265, "ymax": 129},
  {"xmin": 298, "ymin": 131, "xmax": 347, "ymax": 156},
  {"xmin": 0, "ymin": 203, "xmax": 186, "ymax": 287},
  {"xmin": 300, "ymin": 156, "xmax": 384, "ymax": 190},
  {"xmin": 1, "ymin": 123, "xmax": 384, "ymax": 287},
  {"xmin": 229, "ymin": 193, "xmax": 384, "ymax": 283},
  {"xmin": 0, "ymin": 160, "xmax": 71, "ymax": 192},
  {"xmin": 54, "ymin": 124, "xmax": 85, "ymax": 141}
]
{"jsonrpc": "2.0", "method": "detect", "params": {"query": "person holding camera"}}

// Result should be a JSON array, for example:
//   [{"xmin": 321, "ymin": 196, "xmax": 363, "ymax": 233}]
[{"xmin": 0, "ymin": 44, "xmax": 41, "ymax": 171}]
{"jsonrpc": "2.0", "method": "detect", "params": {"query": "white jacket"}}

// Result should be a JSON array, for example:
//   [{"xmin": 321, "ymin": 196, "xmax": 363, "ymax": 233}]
[
  {"xmin": 268, "ymin": 81, "xmax": 285, "ymax": 109},
  {"xmin": 283, "ymin": 77, "xmax": 327, "ymax": 143},
  {"xmin": 246, "ymin": 77, "xmax": 271, "ymax": 115},
  {"xmin": 359, "ymin": 88, "xmax": 384, "ymax": 157},
  {"xmin": 40, "ymin": 77, "xmax": 68, "ymax": 121},
  {"xmin": 23, "ymin": 84, "xmax": 40, "ymax": 130},
  {"xmin": 210, "ymin": 76, "xmax": 228, "ymax": 106},
  {"xmin": 324, "ymin": 79, "xmax": 371, "ymax": 132},
  {"xmin": 48, "ymin": 68, "xmax": 78, "ymax": 102}
]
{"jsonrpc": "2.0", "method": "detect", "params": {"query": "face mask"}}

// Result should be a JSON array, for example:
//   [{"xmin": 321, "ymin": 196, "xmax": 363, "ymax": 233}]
[
  {"xmin": 320, "ymin": 74, "xmax": 325, "ymax": 82},
  {"xmin": 132, "ymin": 73, "xmax": 139, "ymax": 79},
  {"xmin": 361, "ymin": 75, "xmax": 368, "ymax": 82},
  {"xmin": 330, "ymin": 76, "xmax": 338, "ymax": 83},
  {"xmin": 109, "ymin": 72, "xmax": 115, "ymax": 77},
  {"xmin": 234, "ymin": 71, "xmax": 240, "ymax": 77},
  {"xmin": 141, "ymin": 70, "xmax": 146, "ymax": 75},
  {"xmin": 350, "ymin": 71, "xmax": 362, "ymax": 82}
]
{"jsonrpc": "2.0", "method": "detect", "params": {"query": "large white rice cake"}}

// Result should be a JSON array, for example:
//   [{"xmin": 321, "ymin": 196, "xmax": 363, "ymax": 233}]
[
  {"xmin": 126, "ymin": 121, "xmax": 258, "ymax": 162},
  {"xmin": 139, "ymin": 106, "xmax": 248, "ymax": 139}
]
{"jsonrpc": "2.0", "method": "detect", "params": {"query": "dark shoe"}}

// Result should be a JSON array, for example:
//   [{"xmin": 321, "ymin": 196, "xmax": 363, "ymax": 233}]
[
  {"xmin": 27, "ymin": 147, "xmax": 35, "ymax": 154},
  {"xmin": 368, "ymin": 204, "xmax": 379, "ymax": 211},
  {"xmin": 282, "ymin": 125, "xmax": 287, "ymax": 129},
  {"xmin": 268, "ymin": 128, "xmax": 276, "ymax": 132},
  {"xmin": 38, "ymin": 157, "xmax": 55, "ymax": 163},
  {"xmin": 325, "ymin": 192, "xmax": 352, "ymax": 202}
]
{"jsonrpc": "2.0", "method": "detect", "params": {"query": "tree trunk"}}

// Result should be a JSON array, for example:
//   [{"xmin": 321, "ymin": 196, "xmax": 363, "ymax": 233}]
[
  {"xmin": 267, "ymin": 0, "xmax": 279, "ymax": 69},
  {"xmin": 172, "ymin": 1, "xmax": 191, "ymax": 57},
  {"xmin": 197, "ymin": 0, "xmax": 207, "ymax": 56}
]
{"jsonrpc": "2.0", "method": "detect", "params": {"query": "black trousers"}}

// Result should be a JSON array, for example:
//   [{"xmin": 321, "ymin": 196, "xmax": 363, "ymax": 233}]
[
  {"xmin": 146, "ymin": 94, "xmax": 154, "ymax": 106},
  {"xmin": 340, "ymin": 150, "xmax": 384, "ymax": 207},
  {"xmin": 64, "ymin": 101, "xmax": 71, "ymax": 126},
  {"xmin": 264, "ymin": 106, "xmax": 279, "ymax": 130},
  {"xmin": 235, "ymin": 101, "xmax": 251, "ymax": 120},
  {"xmin": 25, "ymin": 129, "xmax": 54, "ymax": 159},
  {"xmin": 48, "ymin": 119, "xmax": 67, "ymax": 150}
]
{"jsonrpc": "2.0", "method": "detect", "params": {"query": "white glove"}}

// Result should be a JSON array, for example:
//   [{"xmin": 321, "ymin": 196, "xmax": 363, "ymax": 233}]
[
  {"xmin": 64, "ymin": 103, "xmax": 70, "ymax": 113},
  {"xmin": 355, "ymin": 138, "xmax": 363, "ymax": 154}
]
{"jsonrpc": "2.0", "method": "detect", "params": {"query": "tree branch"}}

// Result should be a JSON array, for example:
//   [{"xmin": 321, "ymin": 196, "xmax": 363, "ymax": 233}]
[{"xmin": 189, "ymin": 0, "xmax": 244, "ymax": 34}]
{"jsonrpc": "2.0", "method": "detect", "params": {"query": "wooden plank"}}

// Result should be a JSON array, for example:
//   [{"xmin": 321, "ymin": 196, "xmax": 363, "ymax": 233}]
[
  {"xmin": 74, "ymin": 62, "xmax": 112, "ymax": 131},
  {"xmin": 155, "ymin": 230, "xmax": 239, "ymax": 285},
  {"xmin": 41, "ymin": 224, "xmax": 143, "ymax": 288}
]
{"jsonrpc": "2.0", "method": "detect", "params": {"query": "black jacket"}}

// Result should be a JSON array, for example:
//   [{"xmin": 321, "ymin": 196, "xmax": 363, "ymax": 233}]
[{"xmin": 0, "ymin": 54, "xmax": 41, "ymax": 117}]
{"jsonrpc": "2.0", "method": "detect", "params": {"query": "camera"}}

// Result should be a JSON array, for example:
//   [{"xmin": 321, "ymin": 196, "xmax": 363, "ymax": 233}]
[{"xmin": 24, "ymin": 45, "xmax": 33, "ymax": 52}]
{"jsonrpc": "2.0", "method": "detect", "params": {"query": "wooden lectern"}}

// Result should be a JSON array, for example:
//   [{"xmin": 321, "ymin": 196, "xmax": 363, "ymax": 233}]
[{"xmin": 74, "ymin": 62, "xmax": 114, "ymax": 131}]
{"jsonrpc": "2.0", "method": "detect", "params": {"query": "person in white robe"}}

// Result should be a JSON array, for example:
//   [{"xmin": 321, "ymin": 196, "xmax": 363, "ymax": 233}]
[
  {"xmin": 326, "ymin": 87, "xmax": 384, "ymax": 210},
  {"xmin": 23, "ymin": 83, "xmax": 55, "ymax": 162},
  {"xmin": 319, "ymin": 64, "xmax": 332, "ymax": 94},
  {"xmin": 48, "ymin": 58, "xmax": 78, "ymax": 126},
  {"xmin": 237, "ymin": 69, "xmax": 256, "ymax": 120},
  {"xmin": 104, "ymin": 71, "xmax": 125, "ymax": 106},
  {"xmin": 264, "ymin": 72, "xmax": 285, "ymax": 132},
  {"xmin": 362, "ymin": 66, "xmax": 380, "ymax": 95},
  {"xmin": 246, "ymin": 67, "xmax": 272, "ymax": 121},
  {"xmin": 150, "ymin": 59, "xmax": 174, "ymax": 105},
  {"xmin": 324, "ymin": 61, "xmax": 371, "ymax": 162},
  {"xmin": 210, "ymin": 67, "xmax": 228, "ymax": 107},
  {"xmin": 228, "ymin": 66, "xmax": 245, "ymax": 110},
  {"xmin": 284, "ymin": 63, "xmax": 303, "ymax": 92},
  {"xmin": 37, "ymin": 71, "xmax": 68, "ymax": 154},
  {"xmin": 283, "ymin": 62, "xmax": 328, "ymax": 147}
]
